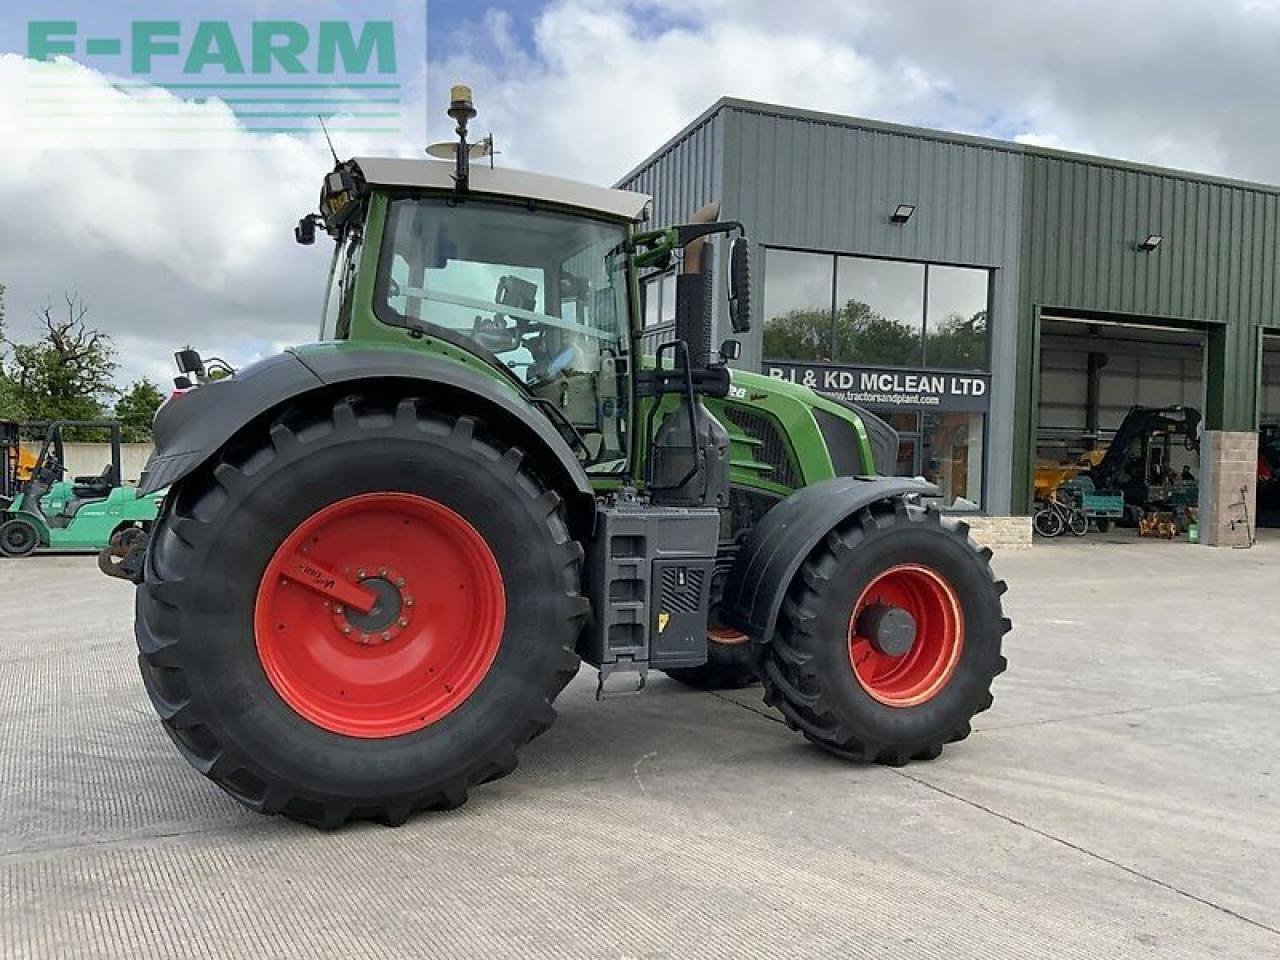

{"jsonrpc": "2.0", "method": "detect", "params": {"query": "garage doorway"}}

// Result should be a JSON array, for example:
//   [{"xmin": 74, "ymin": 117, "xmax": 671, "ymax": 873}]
[
  {"xmin": 1036, "ymin": 315, "xmax": 1205, "ymax": 539},
  {"xmin": 1259, "ymin": 333, "xmax": 1280, "ymax": 528}
]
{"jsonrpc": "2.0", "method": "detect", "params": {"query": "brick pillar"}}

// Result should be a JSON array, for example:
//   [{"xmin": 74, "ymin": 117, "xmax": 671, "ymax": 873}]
[{"xmin": 1199, "ymin": 431, "xmax": 1258, "ymax": 547}]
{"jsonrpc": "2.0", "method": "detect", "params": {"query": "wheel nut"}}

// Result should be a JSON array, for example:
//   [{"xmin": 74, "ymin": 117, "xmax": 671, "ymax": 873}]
[
  {"xmin": 357, "ymin": 569, "xmax": 366, "ymax": 578},
  {"xmin": 382, "ymin": 631, "xmax": 391, "ymax": 641},
  {"xmin": 395, "ymin": 577, "xmax": 405, "ymax": 587},
  {"xmin": 405, "ymin": 597, "xmax": 414, "ymax": 607},
  {"xmin": 341, "ymin": 625, "xmax": 351, "ymax": 635},
  {"xmin": 398, "ymin": 618, "xmax": 408, "ymax": 627},
  {"xmin": 379, "ymin": 568, "xmax": 388, "ymax": 576}
]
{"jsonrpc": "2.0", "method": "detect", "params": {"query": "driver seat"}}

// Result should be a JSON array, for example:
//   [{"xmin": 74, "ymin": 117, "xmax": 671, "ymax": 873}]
[{"xmin": 72, "ymin": 464, "xmax": 115, "ymax": 500}]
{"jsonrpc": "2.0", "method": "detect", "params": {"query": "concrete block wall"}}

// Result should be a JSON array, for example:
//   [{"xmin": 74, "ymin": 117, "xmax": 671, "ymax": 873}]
[
  {"xmin": 961, "ymin": 515, "xmax": 1033, "ymax": 551},
  {"xmin": 1199, "ymin": 431, "xmax": 1258, "ymax": 547},
  {"xmin": 20, "ymin": 442, "xmax": 154, "ymax": 485}
]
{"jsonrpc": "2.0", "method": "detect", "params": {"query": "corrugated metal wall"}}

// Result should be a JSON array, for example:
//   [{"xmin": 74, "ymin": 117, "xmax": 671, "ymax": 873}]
[
  {"xmin": 618, "ymin": 108, "xmax": 724, "ymax": 229},
  {"xmin": 722, "ymin": 105, "xmax": 1024, "ymax": 270},
  {"xmin": 1020, "ymin": 155, "xmax": 1280, "ymax": 328}
]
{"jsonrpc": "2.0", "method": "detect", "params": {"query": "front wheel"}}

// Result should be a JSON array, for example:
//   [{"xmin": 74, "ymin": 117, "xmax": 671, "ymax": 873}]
[
  {"xmin": 760, "ymin": 503, "xmax": 1009, "ymax": 765},
  {"xmin": 1033, "ymin": 505, "xmax": 1063, "ymax": 538},
  {"xmin": 0, "ymin": 517, "xmax": 39, "ymax": 558},
  {"xmin": 136, "ymin": 393, "xmax": 586, "ymax": 827}
]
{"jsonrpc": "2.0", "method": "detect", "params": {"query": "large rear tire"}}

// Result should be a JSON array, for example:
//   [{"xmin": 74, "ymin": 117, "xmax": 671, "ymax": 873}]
[
  {"xmin": 760, "ymin": 502, "xmax": 1008, "ymax": 765},
  {"xmin": 136, "ymin": 393, "xmax": 586, "ymax": 827}
]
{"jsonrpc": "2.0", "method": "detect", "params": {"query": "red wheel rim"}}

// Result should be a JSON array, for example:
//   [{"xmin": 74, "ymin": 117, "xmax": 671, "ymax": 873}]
[
  {"xmin": 847, "ymin": 564, "xmax": 964, "ymax": 707},
  {"xmin": 254, "ymin": 492, "xmax": 505, "ymax": 738},
  {"xmin": 707, "ymin": 624, "xmax": 749, "ymax": 645}
]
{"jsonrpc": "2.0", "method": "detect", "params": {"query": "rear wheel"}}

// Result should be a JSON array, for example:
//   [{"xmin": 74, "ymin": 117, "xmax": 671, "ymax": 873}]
[
  {"xmin": 760, "ymin": 502, "xmax": 1008, "ymax": 765},
  {"xmin": 663, "ymin": 625, "xmax": 757, "ymax": 690},
  {"xmin": 0, "ymin": 517, "xmax": 39, "ymax": 558},
  {"xmin": 136, "ymin": 393, "xmax": 586, "ymax": 827},
  {"xmin": 1033, "ymin": 506, "xmax": 1063, "ymax": 538},
  {"xmin": 1067, "ymin": 509, "xmax": 1089, "ymax": 537}
]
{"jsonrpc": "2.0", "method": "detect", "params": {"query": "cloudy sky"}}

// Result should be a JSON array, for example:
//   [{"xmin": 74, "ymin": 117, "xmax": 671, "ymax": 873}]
[{"xmin": 3, "ymin": 0, "xmax": 1280, "ymax": 389}]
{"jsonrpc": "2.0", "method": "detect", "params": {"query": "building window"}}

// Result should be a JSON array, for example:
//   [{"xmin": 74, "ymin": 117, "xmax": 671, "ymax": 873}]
[
  {"xmin": 762, "ymin": 249, "xmax": 835, "ymax": 360},
  {"xmin": 926, "ymin": 265, "xmax": 990, "ymax": 370},
  {"xmin": 762, "ymin": 249, "xmax": 990, "ymax": 371},
  {"xmin": 642, "ymin": 270, "xmax": 677, "ymax": 328},
  {"xmin": 834, "ymin": 257, "xmax": 925, "ymax": 366},
  {"xmin": 921, "ymin": 412, "xmax": 985, "ymax": 509}
]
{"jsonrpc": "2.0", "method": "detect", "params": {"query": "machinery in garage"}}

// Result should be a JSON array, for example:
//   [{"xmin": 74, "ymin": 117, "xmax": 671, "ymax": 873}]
[
  {"xmin": 1085, "ymin": 405, "xmax": 1201, "ymax": 525},
  {"xmin": 0, "ymin": 420, "xmax": 162, "ymax": 557},
  {"xmin": 97, "ymin": 88, "xmax": 1009, "ymax": 828}
]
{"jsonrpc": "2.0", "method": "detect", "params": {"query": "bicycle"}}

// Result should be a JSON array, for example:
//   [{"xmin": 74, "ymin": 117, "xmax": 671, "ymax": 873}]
[{"xmin": 1033, "ymin": 494, "xmax": 1089, "ymax": 538}]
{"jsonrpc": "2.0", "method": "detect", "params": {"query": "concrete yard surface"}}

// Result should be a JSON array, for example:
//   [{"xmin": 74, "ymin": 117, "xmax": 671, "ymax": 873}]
[{"xmin": 1, "ymin": 537, "xmax": 1277, "ymax": 959}]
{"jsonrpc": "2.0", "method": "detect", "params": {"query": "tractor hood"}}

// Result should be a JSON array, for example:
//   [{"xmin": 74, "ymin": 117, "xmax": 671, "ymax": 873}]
[{"xmin": 728, "ymin": 367, "xmax": 901, "ymax": 478}]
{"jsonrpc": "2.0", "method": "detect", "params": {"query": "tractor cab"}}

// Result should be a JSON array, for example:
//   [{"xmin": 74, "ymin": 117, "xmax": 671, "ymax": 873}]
[{"xmin": 295, "ymin": 88, "xmax": 750, "ymax": 480}]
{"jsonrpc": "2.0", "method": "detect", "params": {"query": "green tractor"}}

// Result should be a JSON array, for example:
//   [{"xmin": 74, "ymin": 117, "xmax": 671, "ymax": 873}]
[
  {"xmin": 100, "ymin": 88, "xmax": 1009, "ymax": 827},
  {"xmin": 0, "ymin": 419, "xmax": 162, "ymax": 558}
]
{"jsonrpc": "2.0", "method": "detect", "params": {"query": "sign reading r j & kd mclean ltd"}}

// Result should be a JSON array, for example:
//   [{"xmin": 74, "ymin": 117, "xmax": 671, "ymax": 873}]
[{"xmin": 765, "ymin": 362, "xmax": 992, "ymax": 413}]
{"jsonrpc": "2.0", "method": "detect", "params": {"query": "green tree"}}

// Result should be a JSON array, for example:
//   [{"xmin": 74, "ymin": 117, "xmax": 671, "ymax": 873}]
[
  {"xmin": 114, "ymin": 379, "xmax": 165, "ymax": 442},
  {"xmin": 762, "ymin": 307, "xmax": 832, "ymax": 361},
  {"xmin": 1, "ymin": 294, "xmax": 118, "ymax": 423},
  {"xmin": 764, "ymin": 299, "xmax": 926, "ymax": 367},
  {"xmin": 833, "ymin": 299, "xmax": 921, "ymax": 366},
  {"xmin": 926, "ymin": 309, "xmax": 988, "ymax": 369}
]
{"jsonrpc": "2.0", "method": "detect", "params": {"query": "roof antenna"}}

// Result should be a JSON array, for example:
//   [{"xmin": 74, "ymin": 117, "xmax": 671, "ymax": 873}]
[
  {"xmin": 317, "ymin": 115, "xmax": 340, "ymax": 166},
  {"xmin": 447, "ymin": 84, "xmax": 477, "ymax": 193}
]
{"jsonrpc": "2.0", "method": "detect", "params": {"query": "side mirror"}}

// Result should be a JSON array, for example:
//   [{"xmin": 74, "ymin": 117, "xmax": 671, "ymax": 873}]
[
  {"xmin": 295, "ymin": 214, "xmax": 318, "ymax": 245},
  {"xmin": 719, "ymin": 339, "xmax": 742, "ymax": 363},
  {"xmin": 728, "ymin": 236, "xmax": 751, "ymax": 333}
]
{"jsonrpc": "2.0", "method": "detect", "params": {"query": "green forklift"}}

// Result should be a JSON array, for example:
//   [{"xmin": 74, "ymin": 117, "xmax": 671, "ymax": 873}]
[
  {"xmin": 99, "ymin": 87, "xmax": 1010, "ymax": 828},
  {"xmin": 0, "ymin": 419, "xmax": 163, "ymax": 557}
]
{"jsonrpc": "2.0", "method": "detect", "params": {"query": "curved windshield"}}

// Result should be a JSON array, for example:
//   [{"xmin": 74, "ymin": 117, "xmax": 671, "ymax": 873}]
[{"xmin": 374, "ymin": 197, "xmax": 631, "ymax": 470}]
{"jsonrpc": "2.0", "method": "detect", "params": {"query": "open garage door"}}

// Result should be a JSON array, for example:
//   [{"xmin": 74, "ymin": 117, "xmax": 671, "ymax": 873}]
[
  {"xmin": 1260, "ymin": 333, "xmax": 1280, "ymax": 528},
  {"xmin": 1036, "ymin": 315, "xmax": 1204, "ymax": 540}
]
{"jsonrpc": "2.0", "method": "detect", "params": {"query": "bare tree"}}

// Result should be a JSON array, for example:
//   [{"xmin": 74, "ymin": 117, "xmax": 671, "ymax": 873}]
[{"xmin": 1, "ymin": 293, "xmax": 118, "ymax": 421}]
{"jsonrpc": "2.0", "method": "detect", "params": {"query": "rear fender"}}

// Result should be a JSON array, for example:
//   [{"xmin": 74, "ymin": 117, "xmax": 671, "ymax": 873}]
[
  {"xmin": 142, "ymin": 348, "xmax": 596, "ymax": 533},
  {"xmin": 718, "ymin": 475, "xmax": 939, "ymax": 645}
]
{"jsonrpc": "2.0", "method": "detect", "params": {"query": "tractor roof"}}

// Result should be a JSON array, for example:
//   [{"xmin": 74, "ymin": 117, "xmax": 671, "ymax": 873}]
[{"xmin": 352, "ymin": 157, "xmax": 651, "ymax": 222}]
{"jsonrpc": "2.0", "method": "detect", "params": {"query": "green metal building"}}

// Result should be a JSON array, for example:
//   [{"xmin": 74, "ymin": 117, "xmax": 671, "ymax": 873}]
[{"xmin": 619, "ymin": 98, "xmax": 1276, "ymax": 536}]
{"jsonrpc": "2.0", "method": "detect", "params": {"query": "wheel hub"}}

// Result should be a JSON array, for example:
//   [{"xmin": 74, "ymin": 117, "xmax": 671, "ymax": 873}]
[
  {"xmin": 847, "ymin": 563, "xmax": 965, "ymax": 708},
  {"xmin": 857, "ymin": 602, "xmax": 917, "ymax": 657},
  {"xmin": 254, "ymin": 492, "xmax": 506, "ymax": 739},
  {"xmin": 331, "ymin": 569, "xmax": 412, "ymax": 645}
]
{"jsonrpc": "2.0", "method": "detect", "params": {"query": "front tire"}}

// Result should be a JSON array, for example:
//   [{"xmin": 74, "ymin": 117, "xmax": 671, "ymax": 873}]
[
  {"xmin": 760, "ymin": 502, "xmax": 1009, "ymax": 765},
  {"xmin": 136, "ymin": 393, "xmax": 586, "ymax": 827},
  {"xmin": 1033, "ymin": 506, "xmax": 1063, "ymax": 538},
  {"xmin": 0, "ymin": 517, "xmax": 39, "ymax": 557}
]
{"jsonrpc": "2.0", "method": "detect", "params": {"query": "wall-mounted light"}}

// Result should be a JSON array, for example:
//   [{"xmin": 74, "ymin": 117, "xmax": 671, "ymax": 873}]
[
  {"xmin": 1136, "ymin": 234, "xmax": 1163, "ymax": 252},
  {"xmin": 890, "ymin": 203, "xmax": 916, "ymax": 224}
]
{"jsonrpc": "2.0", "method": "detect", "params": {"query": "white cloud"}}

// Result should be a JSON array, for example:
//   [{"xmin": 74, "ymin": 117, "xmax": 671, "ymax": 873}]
[{"xmin": 6, "ymin": 0, "xmax": 1280, "ymax": 395}]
